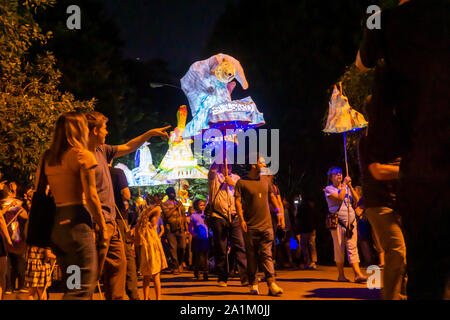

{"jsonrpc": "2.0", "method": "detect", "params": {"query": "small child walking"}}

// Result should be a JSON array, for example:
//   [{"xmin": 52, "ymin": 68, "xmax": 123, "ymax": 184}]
[
  {"xmin": 136, "ymin": 205, "xmax": 167, "ymax": 300},
  {"xmin": 24, "ymin": 246, "xmax": 56, "ymax": 300},
  {"xmin": 188, "ymin": 199, "xmax": 209, "ymax": 280}
]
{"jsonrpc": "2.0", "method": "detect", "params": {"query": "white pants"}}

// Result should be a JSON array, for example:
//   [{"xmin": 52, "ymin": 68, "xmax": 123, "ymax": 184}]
[{"xmin": 330, "ymin": 220, "xmax": 360, "ymax": 264}]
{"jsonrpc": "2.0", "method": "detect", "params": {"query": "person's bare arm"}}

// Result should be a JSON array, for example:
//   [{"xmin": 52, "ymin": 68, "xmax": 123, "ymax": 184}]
[
  {"xmin": 0, "ymin": 208, "xmax": 13, "ymax": 246},
  {"xmin": 159, "ymin": 224, "xmax": 165, "ymax": 238},
  {"xmin": 369, "ymin": 163, "xmax": 400, "ymax": 180},
  {"xmin": 277, "ymin": 194, "xmax": 286, "ymax": 227},
  {"xmin": 224, "ymin": 175, "xmax": 236, "ymax": 187},
  {"xmin": 208, "ymin": 167, "xmax": 217, "ymax": 181},
  {"xmin": 276, "ymin": 194, "xmax": 284, "ymax": 215},
  {"xmin": 235, "ymin": 195, "xmax": 247, "ymax": 232},
  {"xmin": 18, "ymin": 207, "xmax": 28, "ymax": 220},
  {"xmin": 270, "ymin": 193, "xmax": 285, "ymax": 229},
  {"xmin": 114, "ymin": 126, "xmax": 170, "ymax": 158},
  {"xmin": 355, "ymin": 206, "xmax": 364, "ymax": 217},
  {"xmin": 121, "ymin": 187, "xmax": 131, "ymax": 201},
  {"xmin": 355, "ymin": 50, "xmax": 370, "ymax": 72},
  {"xmin": 80, "ymin": 167, "xmax": 107, "ymax": 240}
]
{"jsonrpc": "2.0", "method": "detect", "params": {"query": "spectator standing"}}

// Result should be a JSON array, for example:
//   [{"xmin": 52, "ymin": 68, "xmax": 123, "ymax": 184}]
[
  {"xmin": 324, "ymin": 166, "xmax": 367, "ymax": 283},
  {"xmin": 124, "ymin": 200, "xmax": 138, "ymax": 229},
  {"xmin": 160, "ymin": 187, "xmax": 187, "ymax": 275},
  {"xmin": 0, "ymin": 196, "xmax": 13, "ymax": 300},
  {"xmin": 24, "ymin": 246, "xmax": 55, "ymax": 300},
  {"xmin": 355, "ymin": 94, "xmax": 407, "ymax": 299},
  {"xmin": 356, "ymin": 0, "xmax": 449, "ymax": 299},
  {"xmin": 109, "ymin": 165, "xmax": 140, "ymax": 300},
  {"xmin": 86, "ymin": 111, "xmax": 169, "ymax": 299},
  {"xmin": 264, "ymin": 175, "xmax": 285, "ymax": 268},
  {"xmin": 42, "ymin": 112, "xmax": 106, "ymax": 299},
  {"xmin": 296, "ymin": 194, "xmax": 318, "ymax": 270},
  {"xmin": 354, "ymin": 187, "xmax": 385, "ymax": 268},
  {"xmin": 2, "ymin": 184, "xmax": 28, "ymax": 293},
  {"xmin": 136, "ymin": 206, "xmax": 167, "ymax": 300}
]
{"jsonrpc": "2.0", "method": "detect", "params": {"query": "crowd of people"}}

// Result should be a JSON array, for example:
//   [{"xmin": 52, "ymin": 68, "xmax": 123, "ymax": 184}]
[
  {"xmin": 0, "ymin": 123, "xmax": 386, "ymax": 300},
  {"xmin": 0, "ymin": 0, "xmax": 448, "ymax": 301}
]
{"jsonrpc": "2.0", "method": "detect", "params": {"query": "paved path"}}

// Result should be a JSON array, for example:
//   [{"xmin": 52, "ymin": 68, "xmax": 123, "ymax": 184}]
[{"xmin": 4, "ymin": 265, "xmax": 381, "ymax": 300}]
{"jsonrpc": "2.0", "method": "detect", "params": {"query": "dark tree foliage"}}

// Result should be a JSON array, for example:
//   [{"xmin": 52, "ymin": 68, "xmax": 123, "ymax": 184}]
[
  {"xmin": 0, "ymin": 0, "xmax": 94, "ymax": 186},
  {"xmin": 34, "ymin": 0, "xmax": 184, "ymax": 168}
]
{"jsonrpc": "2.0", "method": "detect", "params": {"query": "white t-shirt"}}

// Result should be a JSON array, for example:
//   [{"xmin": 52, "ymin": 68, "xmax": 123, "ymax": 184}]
[
  {"xmin": 208, "ymin": 171, "xmax": 240, "ymax": 219},
  {"xmin": 324, "ymin": 185, "xmax": 355, "ymax": 226}
]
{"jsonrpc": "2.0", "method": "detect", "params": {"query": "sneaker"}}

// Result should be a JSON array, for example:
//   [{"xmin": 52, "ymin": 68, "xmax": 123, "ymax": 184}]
[
  {"xmin": 268, "ymin": 282, "xmax": 283, "ymax": 296},
  {"xmin": 249, "ymin": 284, "xmax": 259, "ymax": 295},
  {"xmin": 298, "ymin": 264, "xmax": 306, "ymax": 270},
  {"xmin": 218, "ymin": 281, "xmax": 227, "ymax": 287},
  {"xmin": 19, "ymin": 288, "xmax": 29, "ymax": 293},
  {"xmin": 4, "ymin": 290, "xmax": 12, "ymax": 295},
  {"xmin": 241, "ymin": 280, "xmax": 249, "ymax": 287},
  {"xmin": 306, "ymin": 263, "xmax": 318, "ymax": 270},
  {"xmin": 172, "ymin": 269, "xmax": 180, "ymax": 275}
]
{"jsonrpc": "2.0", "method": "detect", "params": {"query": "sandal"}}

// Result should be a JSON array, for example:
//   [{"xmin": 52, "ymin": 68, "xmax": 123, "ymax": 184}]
[
  {"xmin": 354, "ymin": 276, "xmax": 368, "ymax": 283},
  {"xmin": 337, "ymin": 276, "xmax": 350, "ymax": 282}
]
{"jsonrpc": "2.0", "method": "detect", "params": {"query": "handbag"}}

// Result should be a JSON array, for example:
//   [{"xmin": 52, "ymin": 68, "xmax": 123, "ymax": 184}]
[
  {"xmin": 325, "ymin": 212, "xmax": 338, "ymax": 230},
  {"xmin": 26, "ymin": 151, "xmax": 56, "ymax": 248},
  {"xmin": 205, "ymin": 181, "xmax": 223, "ymax": 220},
  {"xmin": 325, "ymin": 199, "xmax": 345, "ymax": 230},
  {"xmin": 205, "ymin": 182, "xmax": 222, "ymax": 217}
]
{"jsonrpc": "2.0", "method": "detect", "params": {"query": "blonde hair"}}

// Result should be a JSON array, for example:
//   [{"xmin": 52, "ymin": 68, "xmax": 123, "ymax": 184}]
[{"xmin": 47, "ymin": 112, "xmax": 89, "ymax": 166}]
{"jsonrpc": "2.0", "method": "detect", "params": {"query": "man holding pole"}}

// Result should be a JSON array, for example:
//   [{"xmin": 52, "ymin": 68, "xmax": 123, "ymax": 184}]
[{"xmin": 208, "ymin": 161, "xmax": 248, "ymax": 288}]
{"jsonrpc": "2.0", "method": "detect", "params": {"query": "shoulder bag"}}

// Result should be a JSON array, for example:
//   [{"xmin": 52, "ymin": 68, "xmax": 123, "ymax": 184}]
[{"xmin": 26, "ymin": 151, "xmax": 56, "ymax": 248}]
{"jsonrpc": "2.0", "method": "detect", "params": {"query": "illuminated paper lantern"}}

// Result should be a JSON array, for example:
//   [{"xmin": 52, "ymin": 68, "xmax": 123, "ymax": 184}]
[
  {"xmin": 115, "ymin": 142, "xmax": 163, "ymax": 187},
  {"xmin": 154, "ymin": 105, "xmax": 208, "ymax": 183},
  {"xmin": 180, "ymin": 53, "xmax": 265, "ymax": 138},
  {"xmin": 323, "ymin": 84, "xmax": 368, "ymax": 134}
]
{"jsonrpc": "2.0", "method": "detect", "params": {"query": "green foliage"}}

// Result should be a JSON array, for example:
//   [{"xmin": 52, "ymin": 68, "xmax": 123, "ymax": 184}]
[
  {"xmin": 129, "ymin": 178, "xmax": 209, "ymax": 203},
  {"xmin": 0, "ymin": 0, "xmax": 94, "ymax": 186},
  {"xmin": 338, "ymin": 64, "xmax": 375, "ymax": 113}
]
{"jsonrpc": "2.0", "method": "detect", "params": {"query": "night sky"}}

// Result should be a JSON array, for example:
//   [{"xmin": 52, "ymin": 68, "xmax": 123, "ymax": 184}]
[{"xmin": 98, "ymin": 0, "xmax": 230, "ymax": 71}]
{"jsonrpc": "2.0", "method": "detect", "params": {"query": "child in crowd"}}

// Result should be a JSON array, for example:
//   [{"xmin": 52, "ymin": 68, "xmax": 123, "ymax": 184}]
[
  {"xmin": 24, "ymin": 246, "xmax": 56, "ymax": 300},
  {"xmin": 184, "ymin": 206, "xmax": 196, "ymax": 270},
  {"xmin": 136, "ymin": 205, "xmax": 167, "ymax": 300},
  {"xmin": 188, "ymin": 199, "xmax": 209, "ymax": 280}
]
